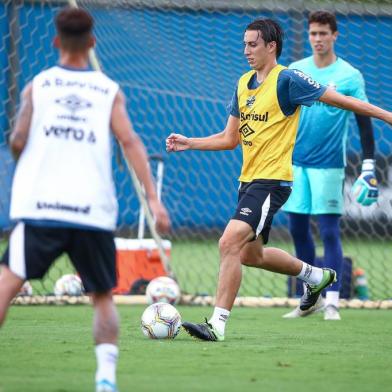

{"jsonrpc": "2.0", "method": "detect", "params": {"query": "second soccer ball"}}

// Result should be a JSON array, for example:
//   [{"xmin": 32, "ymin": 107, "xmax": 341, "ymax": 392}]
[{"xmin": 145, "ymin": 276, "xmax": 181, "ymax": 305}]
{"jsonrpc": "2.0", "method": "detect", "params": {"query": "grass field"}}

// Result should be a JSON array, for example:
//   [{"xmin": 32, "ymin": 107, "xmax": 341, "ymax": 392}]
[{"xmin": 0, "ymin": 305, "xmax": 391, "ymax": 392}]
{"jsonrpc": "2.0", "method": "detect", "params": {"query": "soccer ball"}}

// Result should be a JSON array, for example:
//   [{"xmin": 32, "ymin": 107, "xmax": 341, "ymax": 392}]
[
  {"xmin": 145, "ymin": 276, "xmax": 181, "ymax": 305},
  {"xmin": 18, "ymin": 281, "xmax": 33, "ymax": 296},
  {"xmin": 54, "ymin": 274, "xmax": 84, "ymax": 296},
  {"xmin": 141, "ymin": 302, "xmax": 182, "ymax": 339}
]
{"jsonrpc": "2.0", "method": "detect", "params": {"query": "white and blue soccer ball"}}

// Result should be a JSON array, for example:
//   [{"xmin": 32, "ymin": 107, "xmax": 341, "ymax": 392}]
[
  {"xmin": 145, "ymin": 276, "xmax": 181, "ymax": 305},
  {"xmin": 141, "ymin": 302, "xmax": 182, "ymax": 339},
  {"xmin": 18, "ymin": 281, "xmax": 33, "ymax": 296},
  {"xmin": 54, "ymin": 274, "xmax": 84, "ymax": 296}
]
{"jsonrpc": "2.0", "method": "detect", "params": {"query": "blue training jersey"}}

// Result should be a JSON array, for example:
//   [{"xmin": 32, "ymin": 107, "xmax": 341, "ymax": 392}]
[{"xmin": 289, "ymin": 56, "xmax": 368, "ymax": 168}]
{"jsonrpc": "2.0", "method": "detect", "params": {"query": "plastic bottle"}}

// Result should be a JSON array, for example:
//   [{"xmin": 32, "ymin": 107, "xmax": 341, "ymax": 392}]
[{"xmin": 353, "ymin": 268, "xmax": 369, "ymax": 300}]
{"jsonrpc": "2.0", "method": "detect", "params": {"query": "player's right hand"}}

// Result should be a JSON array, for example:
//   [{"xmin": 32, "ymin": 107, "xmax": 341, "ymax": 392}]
[
  {"xmin": 166, "ymin": 133, "xmax": 190, "ymax": 152},
  {"xmin": 352, "ymin": 172, "xmax": 378, "ymax": 206},
  {"xmin": 148, "ymin": 198, "xmax": 171, "ymax": 234}
]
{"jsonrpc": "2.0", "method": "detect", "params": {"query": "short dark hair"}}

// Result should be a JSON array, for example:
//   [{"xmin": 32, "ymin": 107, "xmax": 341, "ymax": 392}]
[
  {"xmin": 55, "ymin": 7, "xmax": 94, "ymax": 52},
  {"xmin": 245, "ymin": 19, "xmax": 284, "ymax": 59},
  {"xmin": 308, "ymin": 11, "xmax": 338, "ymax": 33}
]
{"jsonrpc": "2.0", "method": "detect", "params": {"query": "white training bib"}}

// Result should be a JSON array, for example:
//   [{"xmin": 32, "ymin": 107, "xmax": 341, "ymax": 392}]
[{"xmin": 10, "ymin": 66, "xmax": 119, "ymax": 230}]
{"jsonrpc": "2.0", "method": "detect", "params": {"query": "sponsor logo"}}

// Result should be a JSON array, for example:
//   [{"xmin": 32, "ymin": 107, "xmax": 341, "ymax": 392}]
[
  {"xmin": 240, "ymin": 207, "xmax": 252, "ymax": 216},
  {"xmin": 327, "ymin": 81, "xmax": 337, "ymax": 90},
  {"xmin": 37, "ymin": 201, "xmax": 90, "ymax": 214},
  {"xmin": 239, "ymin": 123, "xmax": 255, "ymax": 138},
  {"xmin": 44, "ymin": 125, "xmax": 96, "ymax": 143},
  {"xmin": 293, "ymin": 70, "xmax": 321, "ymax": 89},
  {"xmin": 246, "ymin": 96, "xmax": 256, "ymax": 107},
  {"xmin": 239, "ymin": 123, "xmax": 255, "ymax": 146},
  {"xmin": 327, "ymin": 199, "xmax": 339, "ymax": 208},
  {"xmin": 240, "ymin": 111, "xmax": 269, "ymax": 122},
  {"xmin": 55, "ymin": 94, "xmax": 92, "ymax": 114},
  {"xmin": 42, "ymin": 78, "xmax": 110, "ymax": 95},
  {"xmin": 57, "ymin": 114, "xmax": 87, "ymax": 123}
]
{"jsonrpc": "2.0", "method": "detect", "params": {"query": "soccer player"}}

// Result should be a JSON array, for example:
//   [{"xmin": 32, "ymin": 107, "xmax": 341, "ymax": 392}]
[
  {"xmin": 282, "ymin": 11, "xmax": 377, "ymax": 321},
  {"xmin": 166, "ymin": 19, "xmax": 392, "ymax": 342},
  {"xmin": 0, "ymin": 7, "xmax": 170, "ymax": 392}
]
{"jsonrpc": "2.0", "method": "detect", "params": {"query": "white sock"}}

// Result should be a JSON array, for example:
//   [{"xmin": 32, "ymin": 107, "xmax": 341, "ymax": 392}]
[
  {"xmin": 297, "ymin": 262, "xmax": 324, "ymax": 286},
  {"xmin": 208, "ymin": 306, "xmax": 230, "ymax": 336},
  {"xmin": 325, "ymin": 291, "xmax": 339, "ymax": 308},
  {"xmin": 95, "ymin": 344, "xmax": 118, "ymax": 384}
]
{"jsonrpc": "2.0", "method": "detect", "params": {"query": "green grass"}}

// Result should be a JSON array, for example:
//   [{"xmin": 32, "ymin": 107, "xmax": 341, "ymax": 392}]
[{"xmin": 0, "ymin": 305, "xmax": 391, "ymax": 392}]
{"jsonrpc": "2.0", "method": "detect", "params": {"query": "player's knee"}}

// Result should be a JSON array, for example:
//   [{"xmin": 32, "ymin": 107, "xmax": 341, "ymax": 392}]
[
  {"xmin": 241, "ymin": 255, "xmax": 265, "ymax": 268},
  {"xmin": 218, "ymin": 235, "xmax": 241, "ymax": 258},
  {"xmin": 240, "ymin": 255, "xmax": 254, "ymax": 266},
  {"xmin": 240, "ymin": 249, "xmax": 264, "ymax": 267},
  {"xmin": 91, "ymin": 290, "xmax": 113, "ymax": 305},
  {"xmin": 319, "ymin": 226, "xmax": 340, "ymax": 245},
  {"xmin": 289, "ymin": 223, "xmax": 310, "ymax": 242}
]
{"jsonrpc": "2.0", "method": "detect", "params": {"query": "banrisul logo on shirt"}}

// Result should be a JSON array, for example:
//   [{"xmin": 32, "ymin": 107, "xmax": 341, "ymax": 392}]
[
  {"xmin": 246, "ymin": 95, "xmax": 256, "ymax": 107},
  {"xmin": 240, "ymin": 111, "xmax": 269, "ymax": 122}
]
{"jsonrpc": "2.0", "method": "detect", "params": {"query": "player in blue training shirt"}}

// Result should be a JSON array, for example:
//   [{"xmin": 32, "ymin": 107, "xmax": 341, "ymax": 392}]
[{"xmin": 282, "ymin": 11, "xmax": 377, "ymax": 320}]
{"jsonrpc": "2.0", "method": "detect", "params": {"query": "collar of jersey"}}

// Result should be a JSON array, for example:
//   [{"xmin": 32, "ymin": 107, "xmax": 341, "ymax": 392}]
[{"xmin": 56, "ymin": 64, "xmax": 93, "ymax": 72}]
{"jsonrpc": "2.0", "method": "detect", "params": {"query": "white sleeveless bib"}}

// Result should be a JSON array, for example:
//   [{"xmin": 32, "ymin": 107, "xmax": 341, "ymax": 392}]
[{"xmin": 10, "ymin": 66, "xmax": 119, "ymax": 230}]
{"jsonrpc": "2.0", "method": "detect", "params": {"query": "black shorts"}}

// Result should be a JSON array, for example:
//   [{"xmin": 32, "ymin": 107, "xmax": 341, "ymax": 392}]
[
  {"xmin": 232, "ymin": 180, "xmax": 292, "ymax": 244},
  {"xmin": 1, "ymin": 223, "xmax": 116, "ymax": 293}
]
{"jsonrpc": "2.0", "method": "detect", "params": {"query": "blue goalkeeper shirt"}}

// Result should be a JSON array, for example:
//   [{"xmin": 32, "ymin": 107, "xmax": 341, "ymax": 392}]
[{"xmin": 289, "ymin": 56, "xmax": 368, "ymax": 168}]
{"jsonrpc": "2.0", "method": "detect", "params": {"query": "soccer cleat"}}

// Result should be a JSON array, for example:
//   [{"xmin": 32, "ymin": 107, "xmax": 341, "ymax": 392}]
[
  {"xmin": 300, "ymin": 268, "xmax": 337, "ymax": 311},
  {"xmin": 96, "ymin": 379, "xmax": 118, "ymax": 392},
  {"xmin": 324, "ymin": 304, "xmax": 341, "ymax": 321},
  {"xmin": 282, "ymin": 296, "xmax": 324, "ymax": 318},
  {"xmin": 182, "ymin": 318, "xmax": 224, "ymax": 342}
]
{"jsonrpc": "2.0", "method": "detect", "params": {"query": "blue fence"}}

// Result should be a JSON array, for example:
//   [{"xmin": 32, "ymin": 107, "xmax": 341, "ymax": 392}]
[{"xmin": 1, "ymin": 4, "xmax": 391, "ymax": 231}]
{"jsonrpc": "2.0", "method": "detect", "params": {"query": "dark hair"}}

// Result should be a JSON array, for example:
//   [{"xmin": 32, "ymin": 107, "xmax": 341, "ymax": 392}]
[
  {"xmin": 308, "ymin": 11, "xmax": 337, "ymax": 32},
  {"xmin": 245, "ymin": 19, "xmax": 284, "ymax": 58},
  {"xmin": 55, "ymin": 7, "xmax": 94, "ymax": 51}
]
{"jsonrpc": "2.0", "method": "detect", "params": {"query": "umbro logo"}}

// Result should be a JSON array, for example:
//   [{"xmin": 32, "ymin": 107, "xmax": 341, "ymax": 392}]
[
  {"xmin": 246, "ymin": 96, "xmax": 256, "ymax": 107},
  {"xmin": 55, "ymin": 94, "xmax": 92, "ymax": 114},
  {"xmin": 239, "ymin": 123, "xmax": 255, "ymax": 138},
  {"xmin": 240, "ymin": 207, "xmax": 252, "ymax": 216}
]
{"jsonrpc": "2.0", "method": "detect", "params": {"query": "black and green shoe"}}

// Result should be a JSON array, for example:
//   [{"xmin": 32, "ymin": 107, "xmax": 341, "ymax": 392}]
[
  {"xmin": 300, "ymin": 268, "xmax": 337, "ymax": 311},
  {"xmin": 182, "ymin": 318, "xmax": 224, "ymax": 342}
]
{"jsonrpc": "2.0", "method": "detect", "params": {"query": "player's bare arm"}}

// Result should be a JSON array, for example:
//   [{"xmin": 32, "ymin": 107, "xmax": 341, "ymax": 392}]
[
  {"xmin": 166, "ymin": 115, "xmax": 240, "ymax": 152},
  {"xmin": 320, "ymin": 88, "xmax": 392, "ymax": 125},
  {"xmin": 111, "ymin": 90, "xmax": 170, "ymax": 234},
  {"xmin": 9, "ymin": 83, "xmax": 33, "ymax": 159}
]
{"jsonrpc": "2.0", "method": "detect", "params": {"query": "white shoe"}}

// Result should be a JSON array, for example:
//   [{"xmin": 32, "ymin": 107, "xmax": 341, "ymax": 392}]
[
  {"xmin": 96, "ymin": 380, "xmax": 118, "ymax": 392},
  {"xmin": 283, "ymin": 296, "xmax": 324, "ymax": 318},
  {"xmin": 324, "ymin": 305, "xmax": 341, "ymax": 321}
]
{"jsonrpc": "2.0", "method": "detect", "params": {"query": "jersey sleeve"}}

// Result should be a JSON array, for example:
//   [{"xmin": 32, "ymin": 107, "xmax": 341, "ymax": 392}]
[
  {"xmin": 286, "ymin": 69, "xmax": 327, "ymax": 106},
  {"xmin": 277, "ymin": 69, "xmax": 327, "ymax": 116},
  {"xmin": 348, "ymin": 70, "xmax": 368, "ymax": 102},
  {"xmin": 228, "ymin": 82, "xmax": 240, "ymax": 118}
]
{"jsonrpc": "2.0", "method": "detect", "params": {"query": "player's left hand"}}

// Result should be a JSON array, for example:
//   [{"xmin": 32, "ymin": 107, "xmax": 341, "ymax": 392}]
[
  {"xmin": 148, "ymin": 198, "xmax": 171, "ymax": 234},
  {"xmin": 352, "ymin": 160, "xmax": 378, "ymax": 206},
  {"xmin": 166, "ymin": 133, "xmax": 190, "ymax": 152}
]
